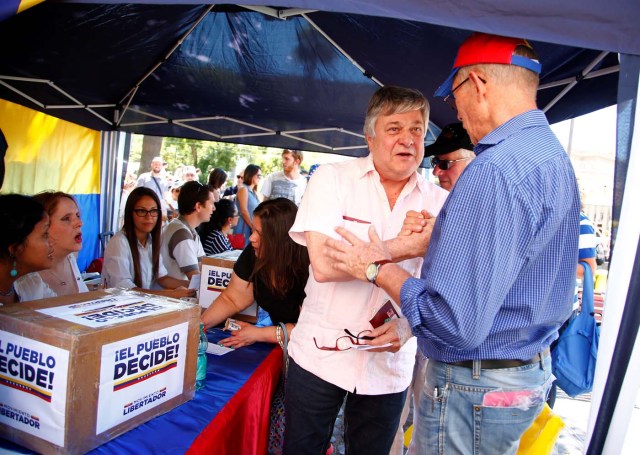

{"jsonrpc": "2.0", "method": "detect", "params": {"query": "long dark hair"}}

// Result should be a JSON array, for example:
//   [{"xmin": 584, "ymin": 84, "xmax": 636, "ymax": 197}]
[
  {"xmin": 198, "ymin": 199, "xmax": 235, "ymax": 245},
  {"xmin": 0, "ymin": 194, "xmax": 46, "ymax": 259},
  {"xmin": 243, "ymin": 164, "xmax": 260, "ymax": 187},
  {"xmin": 250, "ymin": 198, "xmax": 309, "ymax": 298},
  {"xmin": 207, "ymin": 168, "xmax": 227, "ymax": 190},
  {"xmin": 123, "ymin": 187, "xmax": 162, "ymax": 287}
]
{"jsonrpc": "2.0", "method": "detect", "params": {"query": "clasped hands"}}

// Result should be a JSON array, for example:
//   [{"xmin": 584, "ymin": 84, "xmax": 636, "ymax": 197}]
[{"xmin": 322, "ymin": 209, "xmax": 435, "ymax": 352}]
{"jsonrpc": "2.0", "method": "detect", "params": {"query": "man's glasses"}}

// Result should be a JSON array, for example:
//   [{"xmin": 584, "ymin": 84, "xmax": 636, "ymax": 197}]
[
  {"xmin": 443, "ymin": 76, "xmax": 486, "ymax": 110},
  {"xmin": 430, "ymin": 156, "xmax": 472, "ymax": 170},
  {"xmin": 313, "ymin": 329, "xmax": 374, "ymax": 351},
  {"xmin": 133, "ymin": 208, "xmax": 162, "ymax": 218}
]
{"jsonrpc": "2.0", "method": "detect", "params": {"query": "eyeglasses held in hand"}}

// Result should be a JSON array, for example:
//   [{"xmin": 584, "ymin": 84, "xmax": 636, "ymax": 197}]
[
  {"xmin": 430, "ymin": 156, "xmax": 471, "ymax": 170},
  {"xmin": 133, "ymin": 208, "xmax": 162, "ymax": 218},
  {"xmin": 313, "ymin": 329, "xmax": 374, "ymax": 351}
]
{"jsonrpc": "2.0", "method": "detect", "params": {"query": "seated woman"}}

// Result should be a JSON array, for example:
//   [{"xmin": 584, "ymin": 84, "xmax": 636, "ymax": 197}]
[
  {"xmin": 33, "ymin": 191, "xmax": 89, "ymax": 296},
  {"xmin": 201, "ymin": 198, "xmax": 309, "ymax": 347},
  {"xmin": 198, "ymin": 199, "xmax": 239, "ymax": 255},
  {"xmin": 103, "ymin": 187, "xmax": 196, "ymax": 299},
  {"xmin": 1, "ymin": 194, "xmax": 55, "ymax": 303}
]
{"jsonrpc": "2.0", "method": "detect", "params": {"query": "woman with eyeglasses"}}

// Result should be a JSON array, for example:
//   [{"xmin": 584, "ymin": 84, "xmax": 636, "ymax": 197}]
[
  {"xmin": 102, "ymin": 187, "xmax": 196, "ymax": 298},
  {"xmin": 201, "ymin": 198, "xmax": 309, "ymax": 348},
  {"xmin": 1, "ymin": 194, "xmax": 55, "ymax": 304},
  {"xmin": 198, "ymin": 199, "xmax": 239, "ymax": 255},
  {"xmin": 234, "ymin": 164, "xmax": 262, "ymax": 248},
  {"xmin": 27, "ymin": 191, "xmax": 89, "ymax": 296}
]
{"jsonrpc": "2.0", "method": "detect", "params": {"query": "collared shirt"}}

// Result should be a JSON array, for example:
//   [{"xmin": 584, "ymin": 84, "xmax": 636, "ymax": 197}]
[
  {"xmin": 161, "ymin": 217, "xmax": 205, "ymax": 280},
  {"xmin": 289, "ymin": 154, "xmax": 449, "ymax": 394},
  {"xmin": 103, "ymin": 230, "xmax": 168, "ymax": 289},
  {"xmin": 401, "ymin": 110, "xmax": 580, "ymax": 363}
]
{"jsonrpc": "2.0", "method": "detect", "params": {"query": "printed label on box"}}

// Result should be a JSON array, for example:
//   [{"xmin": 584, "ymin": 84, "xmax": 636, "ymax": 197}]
[
  {"xmin": 96, "ymin": 322, "xmax": 188, "ymax": 434},
  {"xmin": 0, "ymin": 331, "xmax": 69, "ymax": 446},
  {"xmin": 199, "ymin": 265, "xmax": 233, "ymax": 308},
  {"xmin": 36, "ymin": 295, "xmax": 177, "ymax": 328}
]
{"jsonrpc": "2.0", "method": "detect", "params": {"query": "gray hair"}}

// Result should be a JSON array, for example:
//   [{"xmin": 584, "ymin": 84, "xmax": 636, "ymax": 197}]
[{"xmin": 363, "ymin": 86, "xmax": 429, "ymax": 137}]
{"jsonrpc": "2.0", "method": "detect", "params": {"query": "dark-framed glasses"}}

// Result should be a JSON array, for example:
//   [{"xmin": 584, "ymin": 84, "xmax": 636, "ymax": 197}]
[
  {"xmin": 133, "ymin": 208, "xmax": 162, "ymax": 218},
  {"xmin": 430, "ymin": 156, "xmax": 472, "ymax": 170},
  {"xmin": 443, "ymin": 76, "xmax": 486, "ymax": 111},
  {"xmin": 313, "ymin": 329, "xmax": 374, "ymax": 351}
]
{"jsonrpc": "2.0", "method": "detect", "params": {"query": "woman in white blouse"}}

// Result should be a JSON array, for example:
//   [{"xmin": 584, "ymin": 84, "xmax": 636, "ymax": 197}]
[
  {"xmin": 103, "ymin": 187, "xmax": 195, "ymax": 299},
  {"xmin": 34, "ymin": 191, "xmax": 89, "ymax": 296}
]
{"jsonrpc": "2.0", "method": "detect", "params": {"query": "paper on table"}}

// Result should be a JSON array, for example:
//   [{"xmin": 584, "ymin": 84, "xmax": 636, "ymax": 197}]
[
  {"xmin": 188, "ymin": 274, "xmax": 201, "ymax": 290},
  {"xmin": 206, "ymin": 342, "xmax": 234, "ymax": 356}
]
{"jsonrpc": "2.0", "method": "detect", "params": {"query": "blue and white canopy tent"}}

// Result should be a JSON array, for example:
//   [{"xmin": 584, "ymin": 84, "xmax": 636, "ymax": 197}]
[{"xmin": 0, "ymin": 1, "xmax": 638, "ymax": 453}]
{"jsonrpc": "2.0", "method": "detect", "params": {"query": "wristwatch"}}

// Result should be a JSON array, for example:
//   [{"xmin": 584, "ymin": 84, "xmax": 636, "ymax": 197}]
[{"xmin": 365, "ymin": 260, "xmax": 392, "ymax": 286}]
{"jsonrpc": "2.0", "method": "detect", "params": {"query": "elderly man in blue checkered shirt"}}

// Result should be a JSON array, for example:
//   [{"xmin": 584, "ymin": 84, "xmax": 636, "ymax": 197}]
[{"xmin": 326, "ymin": 32, "xmax": 580, "ymax": 454}]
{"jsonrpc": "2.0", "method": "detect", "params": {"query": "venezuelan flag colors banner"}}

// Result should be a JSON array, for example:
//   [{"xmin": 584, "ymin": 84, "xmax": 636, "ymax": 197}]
[
  {"xmin": 0, "ymin": 0, "xmax": 46, "ymax": 22},
  {"xmin": 0, "ymin": 99, "xmax": 101, "ymax": 271}
]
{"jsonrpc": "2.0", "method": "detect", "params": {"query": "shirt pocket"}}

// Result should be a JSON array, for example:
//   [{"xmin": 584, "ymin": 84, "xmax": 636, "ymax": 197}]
[{"xmin": 342, "ymin": 216, "xmax": 373, "ymax": 242}]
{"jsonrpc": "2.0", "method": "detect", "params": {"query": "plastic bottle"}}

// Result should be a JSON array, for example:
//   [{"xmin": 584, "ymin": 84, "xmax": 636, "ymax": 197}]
[{"xmin": 196, "ymin": 323, "xmax": 208, "ymax": 390}]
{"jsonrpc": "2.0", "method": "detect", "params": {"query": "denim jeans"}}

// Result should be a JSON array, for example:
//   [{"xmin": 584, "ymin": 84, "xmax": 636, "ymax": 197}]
[
  {"xmin": 413, "ymin": 356, "xmax": 552, "ymax": 455},
  {"xmin": 284, "ymin": 357, "xmax": 407, "ymax": 455}
]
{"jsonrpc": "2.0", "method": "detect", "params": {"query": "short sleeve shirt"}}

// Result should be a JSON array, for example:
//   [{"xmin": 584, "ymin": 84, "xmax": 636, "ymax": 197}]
[
  {"xmin": 261, "ymin": 171, "xmax": 307, "ymax": 205},
  {"xmin": 233, "ymin": 244, "xmax": 307, "ymax": 324},
  {"xmin": 288, "ymin": 155, "xmax": 449, "ymax": 394},
  {"xmin": 161, "ymin": 218, "xmax": 205, "ymax": 280}
]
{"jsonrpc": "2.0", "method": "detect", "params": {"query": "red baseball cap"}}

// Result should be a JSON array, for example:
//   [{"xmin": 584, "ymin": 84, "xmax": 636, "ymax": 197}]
[{"xmin": 434, "ymin": 33, "xmax": 542, "ymax": 98}]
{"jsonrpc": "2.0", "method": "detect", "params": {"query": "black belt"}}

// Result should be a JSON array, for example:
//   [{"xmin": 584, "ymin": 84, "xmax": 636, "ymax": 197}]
[{"xmin": 448, "ymin": 348, "xmax": 550, "ymax": 370}]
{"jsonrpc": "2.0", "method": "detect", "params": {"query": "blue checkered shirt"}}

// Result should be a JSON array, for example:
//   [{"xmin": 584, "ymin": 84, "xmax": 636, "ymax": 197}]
[{"xmin": 400, "ymin": 110, "xmax": 580, "ymax": 362}]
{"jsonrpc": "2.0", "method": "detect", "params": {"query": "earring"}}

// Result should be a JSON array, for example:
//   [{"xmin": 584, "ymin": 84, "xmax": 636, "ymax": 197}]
[{"xmin": 10, "ymin": 257, "xmax": 17, "ymax": 278}]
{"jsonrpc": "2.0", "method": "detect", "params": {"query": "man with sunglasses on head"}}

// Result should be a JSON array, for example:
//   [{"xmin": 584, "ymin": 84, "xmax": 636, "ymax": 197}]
[
  {"xmin": 427, "ymin": 123, "xmax": 475, "ymax": 191},
  {"xmin": 285, "ymin": 86, "xmax": 449, "ymax": 455},
  {"xmin": 161, "ymin": 181, "xmax": 215, "ymax": 281},
  {"xmin": 326, "ymin": 33, "xmax": 579, "ymax": 454}
]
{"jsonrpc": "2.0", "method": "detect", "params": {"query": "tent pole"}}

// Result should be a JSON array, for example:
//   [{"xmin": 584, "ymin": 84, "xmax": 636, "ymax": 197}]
[
  {"xmin": 542, "ymin": 51, "xmax": 610, "ymax": 114},
  {"xmin": 302, "ymin": 14, "xmax": 384, "ymax": 87},
  {"xmin": 116, "ymin": 5, "xmax": 215, "ymax": 126}
]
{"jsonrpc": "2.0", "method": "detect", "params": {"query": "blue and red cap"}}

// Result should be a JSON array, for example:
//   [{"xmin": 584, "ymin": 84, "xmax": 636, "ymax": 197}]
[{"xmin": 434, "ymin": 33, "xmax": 542, "ymax": 98}]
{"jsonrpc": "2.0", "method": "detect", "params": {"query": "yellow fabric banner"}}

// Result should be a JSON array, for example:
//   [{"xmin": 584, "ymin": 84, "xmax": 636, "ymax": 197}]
[
  {"xmin": 17, "ymin": 0, "xmax": 46, "ymax": 14},
  {"xmin": 0, "ymin": 99, "xmax": 100, "ymax": 194}
]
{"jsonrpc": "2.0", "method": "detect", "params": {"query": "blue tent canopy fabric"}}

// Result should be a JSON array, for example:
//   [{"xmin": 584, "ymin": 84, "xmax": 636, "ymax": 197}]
[{"xmin": 0, "ymin": 2, "xmax": 630, "ymax": 155}]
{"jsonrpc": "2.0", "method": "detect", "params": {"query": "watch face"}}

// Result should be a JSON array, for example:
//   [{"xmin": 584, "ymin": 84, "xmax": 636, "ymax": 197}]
[{"xmin": 366, "ymin": 263, "xmax": 378, "ymax": 282}]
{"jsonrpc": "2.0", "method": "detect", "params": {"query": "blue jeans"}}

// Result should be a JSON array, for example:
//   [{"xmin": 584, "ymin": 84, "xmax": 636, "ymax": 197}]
[
  {"xmin": 413, "ymin": 356, "xmax": 552, "ymax": 455},
  {"xmin": 283, "ymin": 357, "xmax": 407, "ymax": 455}
]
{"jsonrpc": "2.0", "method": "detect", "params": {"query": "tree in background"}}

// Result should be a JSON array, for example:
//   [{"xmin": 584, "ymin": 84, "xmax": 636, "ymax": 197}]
[
  {"xmin": 139, "ymin": 135, "xmax": 163, "ymax": 173},
  {"xmin": 129, "ymin": 134, "xmax": 350, "ymax": 188}
]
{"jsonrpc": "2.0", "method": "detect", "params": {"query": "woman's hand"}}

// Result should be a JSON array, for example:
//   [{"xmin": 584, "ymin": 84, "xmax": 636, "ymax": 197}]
[
  {"xmin": 218, "ymin": 320, "xmax": 261, "ymax": 348},
  {"xmin": 165, "ymin": 287, "xmax": 196, "ymax": 299}
]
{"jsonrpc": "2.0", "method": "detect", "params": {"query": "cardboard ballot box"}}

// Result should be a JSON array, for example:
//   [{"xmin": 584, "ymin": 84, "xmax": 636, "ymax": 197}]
[
  {"xmin": 0, "ymin": 290, "xmax": 200, "ymax": 454},
  {"xmin": 198, "ymin": 250, "xmax": 258, "ymax": 322}
]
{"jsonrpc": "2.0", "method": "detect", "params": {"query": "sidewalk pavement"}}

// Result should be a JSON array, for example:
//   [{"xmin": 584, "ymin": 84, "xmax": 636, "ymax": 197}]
[{"xmin": 552, "ymin": 387, "xmax": 640, "ymax": 454}]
